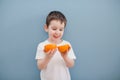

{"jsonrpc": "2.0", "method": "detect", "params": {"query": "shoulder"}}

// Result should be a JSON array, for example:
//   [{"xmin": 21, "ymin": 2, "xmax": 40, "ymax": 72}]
[
  {"xmin": 62, "ymin": 40, "xmax": 71, "ymax": 44},
  {"xmin": 60, "ymin": 40, "xmax": 72, "ymax": 46}
]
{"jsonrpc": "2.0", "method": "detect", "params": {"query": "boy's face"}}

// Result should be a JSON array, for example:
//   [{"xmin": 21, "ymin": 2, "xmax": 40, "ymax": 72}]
[{"xmin": 44, "ymin": 20, "xmax": 65, "ymax": 43}]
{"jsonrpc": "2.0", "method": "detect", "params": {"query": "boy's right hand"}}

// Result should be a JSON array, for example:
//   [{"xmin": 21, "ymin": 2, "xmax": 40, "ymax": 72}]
[{"xmin": 44, "ymin": 49, "xmax": 57, "ymax": 59}]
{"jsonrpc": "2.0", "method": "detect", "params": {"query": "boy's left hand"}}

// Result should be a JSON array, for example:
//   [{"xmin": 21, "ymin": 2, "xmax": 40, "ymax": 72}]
[{"xmin": 60, "ymin": 48, "xmax": 70, "ymax": 58}]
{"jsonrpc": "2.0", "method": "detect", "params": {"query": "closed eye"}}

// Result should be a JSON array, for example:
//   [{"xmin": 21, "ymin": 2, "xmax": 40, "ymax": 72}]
[
  {"xmin": 60, "ymin": 29, "xmax": 64, "ymax": 31},
  {"xmin": 52, "ymin": 28, "xmax": 57, "ymax": 30},
  {"xmin": 60, "ymin": 29, "xmax": 63, "ymax": 31}
]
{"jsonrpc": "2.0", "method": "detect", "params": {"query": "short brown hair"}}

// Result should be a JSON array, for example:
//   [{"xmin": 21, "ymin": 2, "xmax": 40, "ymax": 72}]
[{"xmin": 46, "ymin": 11, "xmax": 67, "ymax": 27}]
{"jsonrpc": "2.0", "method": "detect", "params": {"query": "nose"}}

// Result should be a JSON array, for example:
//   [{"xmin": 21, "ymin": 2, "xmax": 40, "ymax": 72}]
[{"xmin": 55, "ymin": 30, "xmax": 60, "ymax": 35}]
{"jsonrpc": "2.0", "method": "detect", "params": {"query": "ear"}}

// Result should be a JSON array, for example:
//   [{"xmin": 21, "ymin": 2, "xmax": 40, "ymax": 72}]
[{"xmin": 44, "ymin": 24, "xmax": 48, "ymax": 32}]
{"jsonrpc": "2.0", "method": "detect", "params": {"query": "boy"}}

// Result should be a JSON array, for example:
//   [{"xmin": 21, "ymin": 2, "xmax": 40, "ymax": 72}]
[{"xmin": 35, "ymin": 11, "xmax": 76, "ymax": 80}]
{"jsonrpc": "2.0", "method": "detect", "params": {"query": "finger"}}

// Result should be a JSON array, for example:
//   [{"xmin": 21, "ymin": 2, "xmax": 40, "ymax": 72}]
[
  {"xmin": 51, "ymin": 49, "xmax": 55, "ymax": 54},
  {"xmin": 53, "ymin": 49, "xmax": 57, "ymax": 53},
  {"xmin": 47, "ymin": 50, "xmax": 54, "ymax": 58},
  {"xmin": 50, "ymin": 49, "xmax": 56, "ymax": 56},
  {"xmin": 68, "ymin": 47, "xmax": 71, "ymax": 51},
  {"xmin": 63, "ymin": 49, "xmax": 68, "ymax": 54},
  {"xmin": 46, "ymin": 50, "xmax": 51, "ymax": 54}
]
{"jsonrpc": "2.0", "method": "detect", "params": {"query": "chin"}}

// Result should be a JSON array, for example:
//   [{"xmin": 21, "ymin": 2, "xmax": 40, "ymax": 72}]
[{"xmin": 53, "ymin": 38, "xmax": 60, "ymax": 41}]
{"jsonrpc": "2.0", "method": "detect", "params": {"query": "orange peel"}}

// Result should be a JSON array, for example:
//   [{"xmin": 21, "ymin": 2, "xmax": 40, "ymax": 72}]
[
  {"xmin": 58, "ymin": 44, "xmax": 70, "ymax": 53},
  {"xmin": 44, "ymin": 44, "xmax": 57, "ymax": 52}
]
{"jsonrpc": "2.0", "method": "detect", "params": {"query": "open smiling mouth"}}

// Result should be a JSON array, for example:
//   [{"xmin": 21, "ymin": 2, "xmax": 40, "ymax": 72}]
[{"xmin": 53, "ymin": 35, "xmax": 60, "ymax": 38}]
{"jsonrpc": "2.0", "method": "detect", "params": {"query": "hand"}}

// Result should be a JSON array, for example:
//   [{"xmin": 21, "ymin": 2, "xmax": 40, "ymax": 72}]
[
  {"xmin": 45, "ymin": 49, "xmax": 57, "ymax": 59},
  {"xmin": 60, "ymin": 48, "xmax": 70, "ymax": 58}
]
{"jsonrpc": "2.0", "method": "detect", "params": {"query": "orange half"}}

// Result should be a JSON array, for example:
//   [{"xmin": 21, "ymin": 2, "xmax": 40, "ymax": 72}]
[
  {"xmin": 58, "ymin": 44, "xmax": 70, "ymax": 53},
  {"xmin": 44, "ymin": 44, "xmax": 57, "ymax": 52}
]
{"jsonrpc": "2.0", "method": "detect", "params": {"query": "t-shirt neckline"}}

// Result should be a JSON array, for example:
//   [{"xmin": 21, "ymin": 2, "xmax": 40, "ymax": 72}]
[{"xmin": 46, "ymin": 39, "xmax": 64, "ymax": 45}]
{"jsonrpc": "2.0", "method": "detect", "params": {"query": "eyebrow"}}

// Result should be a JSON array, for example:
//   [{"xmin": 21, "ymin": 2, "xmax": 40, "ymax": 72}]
[
  {"xmin": 51, "ymin": 26, "xmax": 57, "ymax": 28},
  {"xmin": 51, "ymin": 25, "xmax": 64, "ymax": 29}
]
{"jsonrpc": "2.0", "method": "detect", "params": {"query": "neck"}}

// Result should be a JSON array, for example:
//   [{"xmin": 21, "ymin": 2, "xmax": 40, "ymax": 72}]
[{"xmin": 48, "ymin": 38, "xmax": 62, "ymax": 44}]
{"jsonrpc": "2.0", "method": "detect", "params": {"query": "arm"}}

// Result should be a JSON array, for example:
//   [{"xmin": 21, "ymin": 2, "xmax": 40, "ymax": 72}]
[
  {"xmin": 61, "ymin": 49, "xmax": 75, "ymax": 68},
  {"xmin": 37, "ymin": 49, "xmax": 57, "ymax": 70},
  {"xmin": 62, "ymin": 55, "xmax": 75, "ymax": 68},
  {"xmin": 37, "ymin": 56, "xmax": 51, "ymax": 70}
]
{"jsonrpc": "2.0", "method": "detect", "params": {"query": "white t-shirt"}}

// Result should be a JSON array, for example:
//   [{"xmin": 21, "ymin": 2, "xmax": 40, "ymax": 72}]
[{"xmin": 35, "ymin": 40, "xmax": 76, "ymax": 80}]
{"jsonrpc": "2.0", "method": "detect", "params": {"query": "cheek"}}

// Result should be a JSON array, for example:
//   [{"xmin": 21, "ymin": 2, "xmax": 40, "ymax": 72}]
[
  {"xmin": 49, "ymin": 30, "xmax": 55, "ymax": 35},
  {"xmin": 61, "ymin": 31, "xmax": 64, "ymax": 34},
  {"xmin": 59, "ymin": 32, "xmax": 64, "ymax": 37},
  {"xmin": 61, "ymin": 32, "xmax": 64, "ymax": 36}
]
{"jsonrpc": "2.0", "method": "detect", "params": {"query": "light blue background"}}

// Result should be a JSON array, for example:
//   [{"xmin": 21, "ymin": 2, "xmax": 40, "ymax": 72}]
[{"xmin": 0, "ymin": 0, "xmax": 120, "ymax": 80}]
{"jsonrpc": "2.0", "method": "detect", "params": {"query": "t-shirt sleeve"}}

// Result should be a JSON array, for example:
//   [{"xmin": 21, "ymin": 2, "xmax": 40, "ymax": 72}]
[
  {"xmin": 67, "ymin": 43, "xmax": 76, "ymax": 60},
  {"xmin": 35, "ymin": 43, "xmax": 46, "ymax": 60}
]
